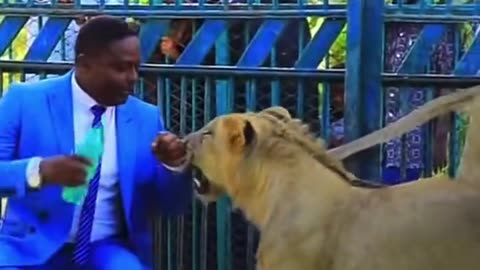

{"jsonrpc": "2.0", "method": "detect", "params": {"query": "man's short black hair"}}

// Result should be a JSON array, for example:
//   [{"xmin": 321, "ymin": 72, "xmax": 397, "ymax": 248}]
[{"xmin": 74, "ymin": 15, "xmax": 139, "ymax": 60}]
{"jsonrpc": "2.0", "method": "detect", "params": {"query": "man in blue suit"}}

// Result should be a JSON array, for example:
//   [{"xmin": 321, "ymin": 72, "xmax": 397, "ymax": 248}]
[{"xmin": 0, "ymin": 16, "xmax": 192, "ymax": 269}]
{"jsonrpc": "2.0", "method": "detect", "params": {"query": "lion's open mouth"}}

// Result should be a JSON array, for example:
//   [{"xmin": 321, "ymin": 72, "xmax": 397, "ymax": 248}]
[{"xmin": 192, "ymin": 166, "xmax": 211, "ymax": 194}]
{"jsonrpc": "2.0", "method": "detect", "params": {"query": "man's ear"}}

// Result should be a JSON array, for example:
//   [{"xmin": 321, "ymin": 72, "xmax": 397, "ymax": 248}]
[
  {"xmin": 223, "ymin": 117, "xmax": 256, "ymax": 153},
  {"xmin": 75, "ymin": 53, "xmax": 93, "ymax": 70}
]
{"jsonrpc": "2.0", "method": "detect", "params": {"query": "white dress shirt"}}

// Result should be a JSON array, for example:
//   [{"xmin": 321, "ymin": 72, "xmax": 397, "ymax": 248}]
[{"xmin": 67, "ymin": 73, "xmax": 124, "ymax": 242}]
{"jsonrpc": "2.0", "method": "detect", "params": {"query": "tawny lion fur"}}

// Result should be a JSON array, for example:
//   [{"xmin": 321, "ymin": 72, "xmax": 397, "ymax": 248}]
[{"xmin": 184, "ymin": 85, "xmax": 480, "ymax": 270}]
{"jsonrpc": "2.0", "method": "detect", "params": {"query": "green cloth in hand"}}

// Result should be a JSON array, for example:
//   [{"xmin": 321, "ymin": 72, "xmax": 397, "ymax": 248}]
[{"xmin": 62, "ymin": 127, "xmax": 104, "ymax": 205}]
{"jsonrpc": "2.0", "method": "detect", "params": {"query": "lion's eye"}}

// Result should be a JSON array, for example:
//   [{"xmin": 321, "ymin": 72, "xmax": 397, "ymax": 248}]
[
  {"xmin": 200, "ymin": 130, "xmax": 213, "ymax": 143},
  {"xmin": 202, "ymin": 130, "xmax": 213, "ymax": 136}
]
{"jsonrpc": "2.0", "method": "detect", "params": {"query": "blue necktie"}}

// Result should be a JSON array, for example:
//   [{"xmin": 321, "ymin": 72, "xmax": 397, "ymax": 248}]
[{"xmin": 72, "ymin": 105, "xmax": 106, "ymax": 266}]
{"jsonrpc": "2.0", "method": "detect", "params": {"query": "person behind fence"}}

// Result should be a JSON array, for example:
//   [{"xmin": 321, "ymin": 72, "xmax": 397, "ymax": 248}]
[{"xmin": 0, "ymin": 16, "xmax": 192, "ymax": 270}]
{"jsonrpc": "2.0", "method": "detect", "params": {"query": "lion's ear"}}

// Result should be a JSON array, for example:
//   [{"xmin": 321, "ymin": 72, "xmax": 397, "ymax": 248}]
[
  {"xmin": 259, "ymin": 106, "xmax": 292, "ymax": 121},
  {"xmin": 223, "ymin": 117, "xmax": 256, "ymax": 153},
  {"xmin": 242, "ymin": 120, "xmax": 256, "ymax": 146}
]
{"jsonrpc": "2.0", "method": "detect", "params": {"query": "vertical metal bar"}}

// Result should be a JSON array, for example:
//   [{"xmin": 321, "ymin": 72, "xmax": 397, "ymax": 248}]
[
  {"xmin": 158, "ymin": 77, "xmax": 166, "ymax": 132},
  {"xmin": 180, "ymin": 77, "xmax": 187, "ymax": 135},
  {"xmin": 174, "ymin": 77, "xmax": 188, "ymax": 270},
  {"xmin": 268, "ymin": 19, "xmax": 280, "ymax": 109},
  {"xmin": 204, "ymin": 78, "xmax": 212, "ymax": 127},
  {"xmin": 344, "ymin": 0, "xmax": 384, "ymax": 180},
  {"xmin": 448, "ymin": 21, "xmax": 463, "ymax": 178},
  {"xmin": 423, "ymin": 88, "xmax": 434, "ymax": 177},
  {"xmin": 163, "ymin": 53, "xmax": 174, "ymax": 270},
  {"xmin": 422, "ymin": 36, "xmax": 434, "ymax": 177},
  {"xmin": 190, "ymin": 76, "xmax": 198, "ymax": 270},
  {"xmin": 199, "ymin": 77, "xmax": 212, "ymax": 270},
  {"xmin": 320, "ymin": 82, "xmax": 331, "ymax": 142},
  {"xmin": 243, "ymin": 16, "xmax": 258, "ymax": 270},
  {"xmin": 399, "ymin": 88, "xmax": 409, "ymax": 180},
  {"xmin": 215, "ymin": 28, "xmax": 232, "ymax": 270},
  {"xmin": 246, "ymin": 20, "xmax": 257, "ymax": 112},
  {"xmin": 420, "ymin": 0, "xmax": 427, "ymax": 11},
  {"xmin": 165, "ymin": 77, "xmax": 172, "ymax": 129},
  {"xmin": 136, "ymin": 77, "xmax": 145, "ymax": 100},
  {"xmin": 176, "ymin": 214, "xmax": 184, "ymax": 270},
  {"xmin": 154, "ymin": 76, "xmax": 165, "ymax": 270},
  {"xmin": 167, "ymin": 218, "xmax": 174, "ymax": 270},
  {"xmin": 246, "ymin": 79, "xmax": 257, "ymax": 112},
  {"xmin": 296, "ymin": 19, "xmax": 306, "ymax": 120}
]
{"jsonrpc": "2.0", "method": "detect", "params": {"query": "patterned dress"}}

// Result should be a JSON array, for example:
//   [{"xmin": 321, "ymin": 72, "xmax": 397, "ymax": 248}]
[{"xmin": 383, "ymin": 22, "xmax": 454, "ymax": 184}]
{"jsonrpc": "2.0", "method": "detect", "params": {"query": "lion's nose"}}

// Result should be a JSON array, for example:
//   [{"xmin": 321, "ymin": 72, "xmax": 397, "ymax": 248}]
[
  {"xmin": 184, "ymin": 131, "xmax": 200, "ymax": 149},
  {"xmin": 184, "ymin": 133, "xmax": 193, "ymax": 146}
]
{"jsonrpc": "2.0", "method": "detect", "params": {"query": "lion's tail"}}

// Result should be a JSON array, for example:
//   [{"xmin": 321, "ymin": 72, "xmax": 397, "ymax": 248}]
[{"xmin": 328, "ymin": 85, "xmax": 480, "ymax": 161}]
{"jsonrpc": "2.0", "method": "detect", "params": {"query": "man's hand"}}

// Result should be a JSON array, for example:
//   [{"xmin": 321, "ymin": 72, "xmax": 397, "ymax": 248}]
[
  {"xmin": 152, "ymin": 132, "xmax": 187, "ymax": 167},
  {"xmin": 39, "ymin": 155, "xmax": 92, "ymax": 187}
]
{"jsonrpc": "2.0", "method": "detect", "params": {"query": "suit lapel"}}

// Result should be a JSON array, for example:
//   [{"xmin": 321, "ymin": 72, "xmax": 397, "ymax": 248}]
[
  {"xmin": 116, "ymin": 100, "xmax": 137, "ymax": 218},
  {"xmin": 46, "ymin": 71, "xmax": 75, "ymax": 155}
]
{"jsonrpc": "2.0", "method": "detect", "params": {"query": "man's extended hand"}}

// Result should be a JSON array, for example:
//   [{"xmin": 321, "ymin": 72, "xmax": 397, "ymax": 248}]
[
  {"xmin": 152, "ymin": 132, "xmax": 187, "ymax": 167},
  {"xmin": 39, "ymin": 155, "xmax": 92, "ymax": 187}
]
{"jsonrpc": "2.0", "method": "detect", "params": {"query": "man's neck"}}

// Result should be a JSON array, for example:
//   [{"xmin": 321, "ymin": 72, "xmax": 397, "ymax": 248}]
[{"xmin": 74, "ymin": 71, "xmax": 102, "ymax": 106}]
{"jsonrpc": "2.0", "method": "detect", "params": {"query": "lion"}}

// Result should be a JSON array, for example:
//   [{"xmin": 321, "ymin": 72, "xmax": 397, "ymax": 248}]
[{"xmin": 183, "ymin": 86, "xmax": 480, "ymax": 270}]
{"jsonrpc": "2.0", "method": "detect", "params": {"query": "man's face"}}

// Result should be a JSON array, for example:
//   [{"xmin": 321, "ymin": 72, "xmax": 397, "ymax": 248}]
[{"xmin": 87, "ymin": 36, "xmax": 141, "ymax": 106}]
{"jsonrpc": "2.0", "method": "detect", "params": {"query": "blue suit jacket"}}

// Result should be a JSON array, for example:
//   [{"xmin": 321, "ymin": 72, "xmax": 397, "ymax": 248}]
[{"xmin": 0, "ymin": 71, "xmax": 192, "ymax": 267}]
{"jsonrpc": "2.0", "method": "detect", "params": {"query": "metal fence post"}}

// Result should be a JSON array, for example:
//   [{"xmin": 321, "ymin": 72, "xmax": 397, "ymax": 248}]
[{"xmin": 344, "ymin": 0, "xmax": 384, "ymax": 180}]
